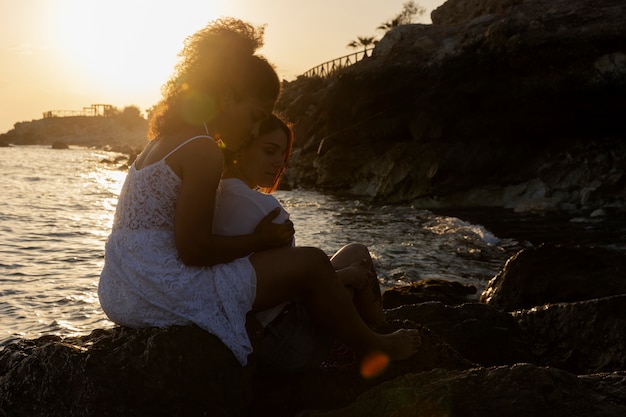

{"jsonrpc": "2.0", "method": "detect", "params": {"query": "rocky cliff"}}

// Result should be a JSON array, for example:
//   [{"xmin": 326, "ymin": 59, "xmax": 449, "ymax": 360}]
[
  {"xmin": 3, "ymin": 0, "xmax": 624, "ymax": 216},
  {"xmin": 276, "ymin": 0, "xmax": 626, "ymax": 213}
]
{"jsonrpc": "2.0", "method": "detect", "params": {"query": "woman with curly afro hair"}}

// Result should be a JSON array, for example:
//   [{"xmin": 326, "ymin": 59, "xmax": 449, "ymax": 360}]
[{"xmin": 99, "ymin": 18, "xmax": 419, "ymax": 367}]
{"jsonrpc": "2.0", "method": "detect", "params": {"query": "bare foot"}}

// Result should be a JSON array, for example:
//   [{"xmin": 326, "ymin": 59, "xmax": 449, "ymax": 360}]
[
  {"xmin": 360, "ymin": 329, "xmax": 421, "ymax": 378},
  {"xmin": 378, "ymin": 328, "xmax": 421, "ymax": 361}
]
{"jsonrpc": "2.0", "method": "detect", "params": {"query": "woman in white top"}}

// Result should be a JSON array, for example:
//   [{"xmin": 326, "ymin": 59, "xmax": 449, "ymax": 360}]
[
  {"xmin": 214, "ymin": 115, "xmax": 386, "ymax": 372},
  {"xmin": 215, "ymin": 114, "xmax": 385, "ymax": 325},
  {"xmin": 99, "ymin": 18, "xmax": 418, "ymax": 368}
]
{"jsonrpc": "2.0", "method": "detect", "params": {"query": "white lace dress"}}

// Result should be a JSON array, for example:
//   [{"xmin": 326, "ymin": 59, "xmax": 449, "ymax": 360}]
[{"xmin": 98, "ymin": 136, "xmax": 257, "ymax": 365}]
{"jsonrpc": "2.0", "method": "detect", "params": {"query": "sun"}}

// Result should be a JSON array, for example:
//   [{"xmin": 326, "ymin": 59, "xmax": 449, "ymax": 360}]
[{"xmin": 49, "ymin": 0, "xmax": 224, "ymax": 103}]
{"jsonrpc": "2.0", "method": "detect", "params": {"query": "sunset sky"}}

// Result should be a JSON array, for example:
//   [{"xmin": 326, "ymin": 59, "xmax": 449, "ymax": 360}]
[{"xmin": 0, "ymin": 0, "xmax": 446, "ymax": 134}]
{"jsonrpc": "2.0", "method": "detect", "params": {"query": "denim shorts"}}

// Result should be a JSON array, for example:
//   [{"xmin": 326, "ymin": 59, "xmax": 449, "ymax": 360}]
[{"xmin": 255, "ymin": 302, "xmax": 334, "ymax": 374}]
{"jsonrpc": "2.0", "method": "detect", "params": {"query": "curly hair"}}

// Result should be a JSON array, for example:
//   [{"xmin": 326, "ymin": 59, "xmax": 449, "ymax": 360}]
[{"xmin": 148, "ymin": 18, "xmax": 280, "ymax": 139}]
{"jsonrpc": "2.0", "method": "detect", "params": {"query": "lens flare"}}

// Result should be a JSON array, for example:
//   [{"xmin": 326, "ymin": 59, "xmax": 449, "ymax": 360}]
[{"xmin": 360, "ymin": 351, "xmax": 390, "ymax": 379}]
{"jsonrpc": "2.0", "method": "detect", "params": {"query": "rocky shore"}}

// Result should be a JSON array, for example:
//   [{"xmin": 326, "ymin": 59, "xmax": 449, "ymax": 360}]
[
  {"xmin": 0, "ymin": 111, "xmax": 148, "ymax": 157},
  {"xmin": 276, "ymin": 0, "xmax": 626, "ymax": 215},
  {"xmin": 1, "ymin": 244, "xmax": 625, "ymax": 416},
  {"xmin": 1, "ymin": 0, "xmax": 625, "ymax": 416}
]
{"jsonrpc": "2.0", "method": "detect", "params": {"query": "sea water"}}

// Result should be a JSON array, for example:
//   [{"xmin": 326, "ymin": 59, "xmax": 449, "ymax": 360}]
[{"xmin": 0, "ymin": 145, "xmax": 519, "ymax": 348}]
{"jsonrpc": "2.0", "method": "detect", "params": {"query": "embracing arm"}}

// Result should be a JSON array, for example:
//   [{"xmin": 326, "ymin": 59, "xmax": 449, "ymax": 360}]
[
  {"xmin": 170, "ymin": 139, "xmax": 293, "ymax": 266},
  {"xmin": 335, "ymin": 263, "xmax": 372, "ymax": 291}
]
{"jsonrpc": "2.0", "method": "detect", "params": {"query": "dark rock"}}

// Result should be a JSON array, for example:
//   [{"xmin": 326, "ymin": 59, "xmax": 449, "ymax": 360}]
[
  {"xmin": 277, "ymin": 0, "xmax": 626, "ymax": 212},
  {"xmin": 385, "ymin": 301, "xmax": 531, "ymax": 367},
  {"xmin": 2, "ymin": 115, "xmax": 148, "ymax": 151},
  {"xmin": 300, "ymin": 364, "xmax": 626, "ymax": 417},
  {"xmin": 514, "ymin": 295, "xmax": 626, "ymax": 374},
  {"xmin": 382, "ymin": 278, "xmax": 477, "ymax": 308},
  {"xmin": 431, "ymin": 0, "xmax": 520, "ymax": 25},
  {"xmin": 2, "ymin": 267, "xmax": 626, "ymax": 415},
  {"xmin": 480, "ymin": 244, "xmax": 626, "ymax": 311},
  {"xmin": 579, "ymin": 371, "xmax": 626, "ymax": 407},
  {"xmin": 51, "ymin": 140, "xmax": 69, "ymax": 149},
  {"xmin": 0, "ymin": 320, "xmax": 473, "ymax": 417},
  {"xmin": 251, "ymin": 320, "xmax": 474, "ymax": 417},
  {"xmin": 0, "ymin": 326, "xmax": 251, "ymax": 417}
]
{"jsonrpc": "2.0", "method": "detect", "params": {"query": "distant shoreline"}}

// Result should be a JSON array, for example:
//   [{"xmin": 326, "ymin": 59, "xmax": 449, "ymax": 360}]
[{"xmin": 0, "ymin": 115, "xmax": 148, "ymax": 156}]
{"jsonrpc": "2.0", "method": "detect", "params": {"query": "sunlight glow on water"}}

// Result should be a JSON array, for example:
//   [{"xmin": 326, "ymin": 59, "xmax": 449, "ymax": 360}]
[
  {"xmin": 1, "ymin": 146, "xmax": 125, "ymax": 345},
  {"xmin": 0, "ymin": 145, "xmax": 519, "ymax": 347}
]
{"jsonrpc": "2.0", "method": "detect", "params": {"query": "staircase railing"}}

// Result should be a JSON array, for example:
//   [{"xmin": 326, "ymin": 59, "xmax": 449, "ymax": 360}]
[{"xmin": 302, "ymin": 48, "xmax": 374, "ymax": 78}]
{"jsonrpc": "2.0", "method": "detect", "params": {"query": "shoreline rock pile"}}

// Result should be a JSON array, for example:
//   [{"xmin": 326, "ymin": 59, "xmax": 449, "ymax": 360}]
[{"xmin": 1, "ymin": 244, "xmax": 625, "ymax": 416}]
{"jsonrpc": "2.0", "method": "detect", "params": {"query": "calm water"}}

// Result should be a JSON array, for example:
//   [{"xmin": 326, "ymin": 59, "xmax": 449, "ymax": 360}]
[{"xmin": 0, "ymin": 145, "xmax": 520, "ymax": 348}]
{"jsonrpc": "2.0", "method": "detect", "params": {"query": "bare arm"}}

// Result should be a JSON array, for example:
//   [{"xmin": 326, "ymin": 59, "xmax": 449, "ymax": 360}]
[{"xmin": 170, "ymin": 139, "xmax": 293, "ymax": 266}]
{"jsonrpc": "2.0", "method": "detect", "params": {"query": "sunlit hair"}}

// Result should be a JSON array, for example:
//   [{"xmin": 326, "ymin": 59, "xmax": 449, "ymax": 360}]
[
  {"xmin": 223, "ymin": 113, "xmax": 294, "ymax": 193},
  {"xmin": 147, "ymin": 18, "xmax": 280, "ymax": 139}
]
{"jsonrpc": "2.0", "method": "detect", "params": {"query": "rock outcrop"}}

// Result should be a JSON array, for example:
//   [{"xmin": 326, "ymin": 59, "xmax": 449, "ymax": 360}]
[
  {"xmin": 480, "ymin": 243, "xmax": 626, "ymax": 310},
  {"xmin": 2, "ymin": 245, "xmax": 626, "ymax": 416},
  {"xmin": 276, "ymin": 0, "xmax": 626, "ymax": 213},
  {"xmin": 51, "ymin": 140, "xmax": 69, "ymax": 149},
  {"xmin": 0, "ymin": 326, "xmax": 251, "ymax": 417},
  {"xmin": 0, "ymin": 114, "xmax": 147, "ymax": 155},
  {"xmin": 0, "ymin": 320, "xmax": 471, "ymax": 417},
  {"xmin": 301, "ymin": 364, "xmax": 626, "ymax": 417}
]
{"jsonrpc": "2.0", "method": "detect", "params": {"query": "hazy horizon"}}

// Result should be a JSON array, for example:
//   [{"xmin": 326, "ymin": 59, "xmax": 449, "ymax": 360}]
[{"xmin": 0, "ymin": 0, "xmax": 446, "ymax": 134}]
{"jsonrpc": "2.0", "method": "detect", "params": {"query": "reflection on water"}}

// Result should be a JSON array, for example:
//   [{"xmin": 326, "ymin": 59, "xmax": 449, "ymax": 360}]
[{"xmin": 0, "ymin": 146, "xmax": 519, "ymax": 347}]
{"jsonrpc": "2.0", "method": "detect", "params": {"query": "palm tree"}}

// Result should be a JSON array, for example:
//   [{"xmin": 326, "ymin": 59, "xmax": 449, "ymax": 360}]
[
  {"xmin": 378, "ymin": 1, "xmax": 427, "ymax": 33},
  {"xmin": 346, "ymin": 36, "xmax": 377, "ymax": 57},
  {"xmin": 377, "ymin": 17, "xmax": 401, "ymax": 32}
]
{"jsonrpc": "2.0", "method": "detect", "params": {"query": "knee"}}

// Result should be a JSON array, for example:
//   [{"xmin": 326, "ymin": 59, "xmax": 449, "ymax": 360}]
[
  {"xmin": 299, "ymin": 246, "xmax": 332, "ymax": 265},
  {"xmin": 298, "ymin": 246, "xmax": 336, "ymax": 278},
  {"xmin": 352, "ymin": 243, "xmax": 370, "ymax": 257},
  {"xmin": 344, "ymin": 243, "xmax": 373, "ymax": 267},
  {"xmin": 341, "ymin": 242, "xmax": 370, "ymax": 257}
]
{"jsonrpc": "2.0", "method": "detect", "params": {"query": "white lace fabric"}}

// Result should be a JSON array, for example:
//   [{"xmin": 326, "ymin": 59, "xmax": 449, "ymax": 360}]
[{"xmin": 99, "ymin": 155, "xmax": 256, "ymax": 365}]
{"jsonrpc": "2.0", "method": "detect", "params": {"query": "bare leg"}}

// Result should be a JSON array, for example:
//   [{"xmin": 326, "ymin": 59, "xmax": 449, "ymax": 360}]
[
  {"xmin": 331, "ymin": 243, "xmax": 385, "ymax": 326},
  {"xmin": 250, "ymin": 246, "xmax": 418, "ymax": 360}
]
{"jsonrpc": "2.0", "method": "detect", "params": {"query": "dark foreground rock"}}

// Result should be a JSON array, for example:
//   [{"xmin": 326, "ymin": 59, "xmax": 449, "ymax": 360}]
[
  {"xmin": 0, "ymin": 322, "xmax": 470, "ymax": 417},
  {"xmin": 1, "ymin": 245, "xmax": 626, "ymax": 416},
  {"xmin": 385, "ymin": 301, "xmax": 532, "ymax": 367},
  {"xmin": 481, "ymin": 244, "xmax": 626, "ymax": 311},
  {"xmin": 382, "ymin": 278, "xmax": 478, "ymax": 308},
  {"xmin": 300, "ymin": 364, "xmax": 626, "ymax": 417},
  {"xmin": 0, "ymin": 326, "xmax": 250, "ymax": 417},
  {"xmin": 515, "ymin": 294, "xmax": 626, "ymax": 374}
]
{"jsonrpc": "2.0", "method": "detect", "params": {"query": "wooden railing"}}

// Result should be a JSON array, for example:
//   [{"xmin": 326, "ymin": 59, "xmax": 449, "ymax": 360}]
[{"xmin": 302, "ymin": 48, "xmax": 375, "ymax": 78}]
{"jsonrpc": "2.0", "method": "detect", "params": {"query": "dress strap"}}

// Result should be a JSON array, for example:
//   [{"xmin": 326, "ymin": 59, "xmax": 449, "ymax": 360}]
[{"xmin": 163, "ymin": 135, "xmax": 214, "ymax": 160}]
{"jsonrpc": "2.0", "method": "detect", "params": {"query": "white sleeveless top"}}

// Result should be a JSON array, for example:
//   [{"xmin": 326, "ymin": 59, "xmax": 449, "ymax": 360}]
[
  {"xmin": 214, "ymin": 178, "xmax": 293, "ymax": 326},
  {"xmin": 98, "ymin": 136, "xmax": 257, "ymax": 365}
]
